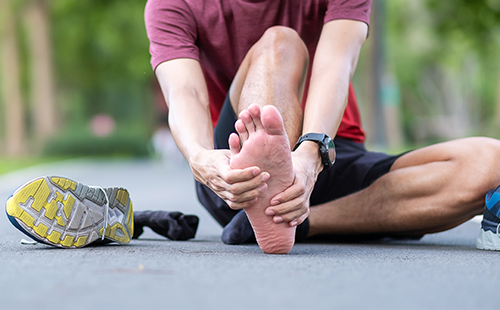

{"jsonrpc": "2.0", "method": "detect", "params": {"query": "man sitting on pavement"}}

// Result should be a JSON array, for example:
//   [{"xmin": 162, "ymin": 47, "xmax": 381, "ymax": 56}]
[
  {"xmin": 145, "ymin": 0, "xmax": 500, "ymax": 253},
  {"xmin": 7, "ymin": 0, "xmax": 500, "ymax": 252}
]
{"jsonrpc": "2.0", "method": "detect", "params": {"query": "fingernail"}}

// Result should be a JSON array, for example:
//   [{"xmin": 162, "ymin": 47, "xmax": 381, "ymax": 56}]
[
  {"xmin": 259, "ymin": 183, "xmax": 267, "ymax": 192},
  {"xmin": 274, "ymin": 216, "xmax": 283, "ymax": 223},
  {"xmin": 265, "ymin": 209, "xmax": 274, "ymax": 216},
  {"xmin": 262, "ymin": 172, "xmax": 270, "ymax": 181},
  {"xmin": 291, "ymin": 220, "xmax": 298, "ymax": 227},
  {"xmin": 253, "ymin": 169, "xmax": 260, "ymax": 176},
  {"xmin": 271, "ymin": 199, "xmax": 279, "ymax": 206}
]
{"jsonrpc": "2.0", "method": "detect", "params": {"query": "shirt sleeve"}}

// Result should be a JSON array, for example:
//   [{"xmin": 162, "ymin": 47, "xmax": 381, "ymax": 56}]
[
  {"xmin": 145, "ymin": 0, "xmax": 199, "ymax": 70},
  {"xmin": 324, "ymin": 0, "xmax": 372, "ymax": 28}
]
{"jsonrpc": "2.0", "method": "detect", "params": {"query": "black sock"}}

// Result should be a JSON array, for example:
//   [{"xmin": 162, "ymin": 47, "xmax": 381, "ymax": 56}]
[
  {"xmin": 221, "ymin": 210, "xmax": 310, "ymax": 244},
  {"xmin": 221, "ymin": 210, "xmax": 255, "ymax": 244},
  {"xmin": 295, "ymin": 218, "xmax": 309, "ymax": 242},
  {"xmin": 133, "ymin": 211, "xmax": 199, "ymax": 241}
]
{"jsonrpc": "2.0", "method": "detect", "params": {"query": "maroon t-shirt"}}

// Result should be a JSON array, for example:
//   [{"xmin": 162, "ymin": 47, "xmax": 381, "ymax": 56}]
[{"xmin": 145, "ymin": 0, "xmax": 371, "ymax": 142}]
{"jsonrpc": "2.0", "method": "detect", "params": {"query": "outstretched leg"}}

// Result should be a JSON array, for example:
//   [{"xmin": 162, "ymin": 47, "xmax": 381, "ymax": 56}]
[
  {"xmin": 307, "ymin": 137, "xmax": 500, "ymax": 237},
  {"xmin": 229, "ymin": 104, "xmax": 295, "ymax": 254}
]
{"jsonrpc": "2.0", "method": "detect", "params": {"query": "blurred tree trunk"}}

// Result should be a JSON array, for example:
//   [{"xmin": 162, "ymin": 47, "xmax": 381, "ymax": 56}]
[
  {"xmin": 0, "ymin": 0, "xmax": 26, "ymax": 156},
  {"xmin": 365, "ymin": 0, "xmax": 386, "ymax": 148},
  {"xmin": 365, "ymin": 0, "xmax": 403, "ymax": 150},
  {"xmin": 24, "ymin": 0, "xmax": 57, "ymax": 144}
]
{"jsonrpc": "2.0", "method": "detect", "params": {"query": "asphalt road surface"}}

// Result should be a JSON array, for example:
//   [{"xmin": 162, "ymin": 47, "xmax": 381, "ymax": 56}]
[{"xmin": 0, "ymin": 158, "xmax": 498, "ymax": 310}]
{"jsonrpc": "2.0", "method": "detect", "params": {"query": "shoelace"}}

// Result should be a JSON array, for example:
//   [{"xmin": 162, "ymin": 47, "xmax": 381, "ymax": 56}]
[{"xmin": 90, "ymin": 186, "xmax": 110, "ymax": 241}]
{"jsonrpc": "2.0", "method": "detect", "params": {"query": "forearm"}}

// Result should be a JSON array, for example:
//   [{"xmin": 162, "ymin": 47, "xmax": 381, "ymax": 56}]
[
  {"xmin": 303, "ymin": 59, "xmax": 352, "ymax": 138},
  {"xmin": 297, "ymin": 20, "xmax": 367, "ymax": 173},
  {"xmin": 168, "ymin": 93, "xmax": 223, "ymax": 185},
  {"xmin": 296, "ymin": 61, "xmax": 352, "ymax": 175},
  {"xmin": 167, "ymin": 92, "xmax": 213, "ymax": 163},
  {"xmin": 155, "ymin": 59, "xmax": 217, "ymax": 181}
]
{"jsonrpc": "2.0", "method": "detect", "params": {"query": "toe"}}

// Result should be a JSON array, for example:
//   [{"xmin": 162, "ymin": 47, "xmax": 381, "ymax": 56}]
[
  {"xmin": 261, "ymin": 105, "xmax": 286, "ymax": 136},
  {"xmin": 239, "ymin": 110, "xmax": 256, "ymax": 134},
  {"xmin": 229, "ymin": 133, "xmax": 241, "ymax": 157},
  {"xmin": 235, "ymin": 119, "xmax": 249, "ymax": 144},
  {"xmin": 247, "ymin": 104, "xmax": 264, "ymax": 130}
]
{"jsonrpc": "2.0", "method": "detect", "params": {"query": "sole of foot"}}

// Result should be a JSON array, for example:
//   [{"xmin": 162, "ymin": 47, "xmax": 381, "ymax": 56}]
[{"xmin": 230, "ymin": 104, "xmax": 296, "ymax": 254}]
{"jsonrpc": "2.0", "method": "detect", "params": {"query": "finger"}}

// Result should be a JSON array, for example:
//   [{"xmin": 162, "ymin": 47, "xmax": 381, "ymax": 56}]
[
  {"xmin": 247, "ymin": 104, "xmax": 263, "ymax": 130},
  {"xmin": 226, "ymin": 197, "xmax": 258, "ymax": 210},
  {"xmin": 270, "ymin": 182, "xmax": 304, "ymax": 206},
  {"xmin": 225, "ymin": 182, "xmax": 268, "ymax": 203},
  {"xmin": 269, "ymin": 200, "xmax": 304, "ymax": 219},
  {"xmin": 223, "ymin": 166, "xmax": 262, "ymax": 184},
  {"xmin": 229, "ymin": 133, "xmax": 241, "ymax": 157},
  {"xmin": 239, "ymin": 110, "xmax": 256, "ymax": 134},
  {"xmin": 225, "ymin": 167, "xmax": 270, "ymax": 184},
  {"xmin": 265, "ymin": 196, "xmax": 303, "ymax": 216},
  {"xmin": 289, "ymin": 212, "xmax": 309, "ymax": 227},
  {"xmin": 273, "ymin": 205, "xmax": 307, "ymax": 224},
  {"xmin": 227, "ymin": 174, "xmax": 269, "ymax": 196}
]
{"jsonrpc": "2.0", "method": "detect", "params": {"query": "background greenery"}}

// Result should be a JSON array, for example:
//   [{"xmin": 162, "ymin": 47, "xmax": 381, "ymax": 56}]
[
  {"xmin": 1, "ymin": 0, "xmax": 500, "ymax": 172},
  {"xmin": 385, "ymin": 0, "xmax": 500, "ymax": 144}
]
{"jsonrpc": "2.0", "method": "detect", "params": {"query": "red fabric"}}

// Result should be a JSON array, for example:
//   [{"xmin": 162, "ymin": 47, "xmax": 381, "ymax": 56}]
[{"xmin": 145, "ymin": 0, "xmax": 370, "ymax": 142}]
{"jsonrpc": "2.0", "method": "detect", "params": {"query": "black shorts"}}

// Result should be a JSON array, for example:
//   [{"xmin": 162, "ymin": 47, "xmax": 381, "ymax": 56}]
[{"xmin": 195, "ymin": 95, "xmax": 405, "ymax": 228}]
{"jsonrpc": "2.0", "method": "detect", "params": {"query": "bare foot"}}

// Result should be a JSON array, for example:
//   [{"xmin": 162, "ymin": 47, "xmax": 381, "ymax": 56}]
[{"xmin": 229, "ymin": 104, "xmax": 295, "ymax": 254}]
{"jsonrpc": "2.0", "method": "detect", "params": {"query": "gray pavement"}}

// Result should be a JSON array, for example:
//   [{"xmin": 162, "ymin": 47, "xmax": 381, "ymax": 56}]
[{"xmin": 0, "ymin": 158, "xmax": 498, "ymax": 310}]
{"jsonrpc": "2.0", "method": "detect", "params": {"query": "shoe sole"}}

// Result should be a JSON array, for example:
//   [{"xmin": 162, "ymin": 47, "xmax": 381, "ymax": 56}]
[
  {"xmin": 476, "ymin": 229, "xmax": 500, "ymax": 250},
  {"xmin": 5, "ymin": 176, "xmax": 134, "ymax": 248}
]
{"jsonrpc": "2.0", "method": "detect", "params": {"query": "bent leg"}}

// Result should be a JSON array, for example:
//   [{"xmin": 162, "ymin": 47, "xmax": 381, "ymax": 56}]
[
  {"xmin": 229, "ymin": 26, "xmax": 309, "ymax": 146},
  {"xmin": 308, "ymin": 137, "xmax": 500, "ymax": 237},
  {"xmin": 225, "ymin": 27, "xmax": 309, "ymax": 253}
]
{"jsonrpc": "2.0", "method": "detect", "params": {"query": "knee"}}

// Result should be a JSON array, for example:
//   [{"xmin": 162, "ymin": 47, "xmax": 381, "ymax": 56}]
[
  {"xmin": 455, "ymin": 137, "xmax": 500, "ymax": 204},
  {"xmin": 252, "ymin": 26, "xmax": 309, "ymax": 66}
]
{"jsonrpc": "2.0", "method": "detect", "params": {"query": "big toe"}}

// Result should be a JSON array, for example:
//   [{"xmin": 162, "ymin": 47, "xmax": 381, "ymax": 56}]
[{"xmin": 261, "ymin": 105, "xmax": 286, "ymax": 136}]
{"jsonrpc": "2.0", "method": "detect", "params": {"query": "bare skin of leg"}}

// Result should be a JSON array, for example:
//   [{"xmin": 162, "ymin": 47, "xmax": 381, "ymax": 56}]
[
  {"xmin": 229, "ymin": 105, "xmax": 295, "ymax": 254},
  {"xmin": 226, "ymin": 27, "xmax": 309, "ymax": 253},
  {"xmin": 229, "ymin": 26, "xmax": 309, "ymax": 147},
  {"xmin": 307, "ymin": 137, "xmax": 500, "ymax": 237}
]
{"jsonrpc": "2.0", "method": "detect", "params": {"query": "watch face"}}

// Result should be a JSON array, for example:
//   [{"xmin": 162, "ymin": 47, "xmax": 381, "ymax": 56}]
[{"xmin": 327, "ymin": 139, "xmax": 336, "ymax": 164}]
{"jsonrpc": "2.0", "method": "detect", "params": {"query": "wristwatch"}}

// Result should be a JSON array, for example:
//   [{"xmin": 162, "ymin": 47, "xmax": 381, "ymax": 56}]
[{"xmin": 293, "ymin": 133, "xmax": 336, "ymax": 169}]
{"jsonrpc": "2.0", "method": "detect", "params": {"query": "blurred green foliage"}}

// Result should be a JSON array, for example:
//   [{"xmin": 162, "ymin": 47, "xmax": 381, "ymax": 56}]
[
  {"xmin": 50, "ymin": 0, "xmax": 153, "ymax": 122},
  {"xmin": 42, "ymin": 122, "xmax": 150, "ymax": 157},
  {"xmin": 426, "ymin": 0, "xmax": 500, "ymax": 47},
  {"xmin": 41, "ymin": 0, "xmax": 154, "ymax": 156},
  {"xmin": 385, "ymin": 0, "xmax": 500, "ymax": 143},
  {"xmin": 4, "ymin": 0, "xmax": 500, "ymax": 159}
]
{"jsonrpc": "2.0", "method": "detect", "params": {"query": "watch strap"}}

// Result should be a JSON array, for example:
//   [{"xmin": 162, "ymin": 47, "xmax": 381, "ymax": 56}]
[
  {"xmin": 293, "ymin": 133, "xmax": 334, "ymax": 169},
  {"xmin": 292, "ymin": 133, "xmax": 326, "ymax": 151}
]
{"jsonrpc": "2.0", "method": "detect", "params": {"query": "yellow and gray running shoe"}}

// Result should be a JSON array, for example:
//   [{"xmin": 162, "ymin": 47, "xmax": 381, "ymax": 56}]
[{"xmin": 5, "ymin": 176, "xmax": 134, "ymax": 248}]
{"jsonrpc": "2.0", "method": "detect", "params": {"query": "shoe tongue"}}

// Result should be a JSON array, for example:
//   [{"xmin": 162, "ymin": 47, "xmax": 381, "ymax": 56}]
[
  {"xmin": 486, "ymin": 190, "xmax": 500, "ymax": 210},
  {"xmin": 486, "ymin": 189, "xmax": 495, "ymax": 202},
  {"xmin": 487, "ymin": 185, "xmax": 500, "ymax": 202}
]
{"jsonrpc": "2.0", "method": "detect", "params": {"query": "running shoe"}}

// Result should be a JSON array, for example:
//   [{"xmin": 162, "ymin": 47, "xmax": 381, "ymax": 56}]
[
  {"xmin": 5, "ymin": 176, "xmax": 134, "ymax": 248},
  {"xmin": 476, "ymin": 184, "xmax": 500, "ymax": 250}
]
